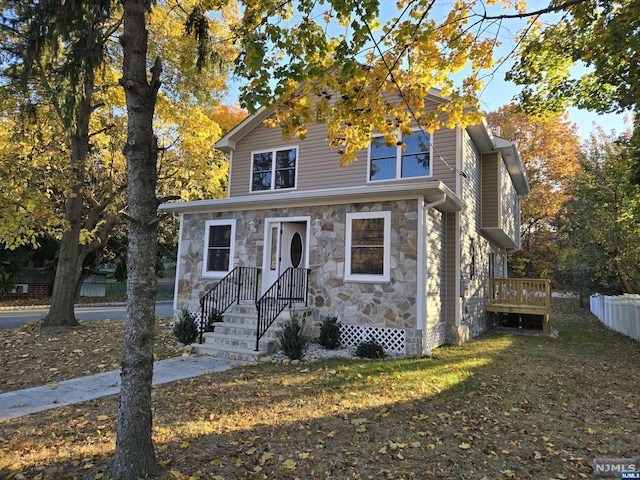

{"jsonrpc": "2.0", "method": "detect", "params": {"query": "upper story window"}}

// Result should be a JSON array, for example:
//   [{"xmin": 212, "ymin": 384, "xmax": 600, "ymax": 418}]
[
  {"xmin": 369, "ymin": 130, "xmax": 432, "ymax": 181},
  {"xmin": 202, "ymin": 219, "xmax": 236, "ymax": 277},
  {"xmin": 345, "ymin": 211, "xmax": 391, "ymax": 283},
  {"xmin": 251, "ymin": 147, "xmax": 297, "ymax": 191}
]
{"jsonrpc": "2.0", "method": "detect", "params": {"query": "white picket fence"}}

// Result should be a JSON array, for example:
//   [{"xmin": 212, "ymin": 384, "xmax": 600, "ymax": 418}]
[{"xmin": 590, "ymin": 294, "xmax": 640, "ymax": 341}]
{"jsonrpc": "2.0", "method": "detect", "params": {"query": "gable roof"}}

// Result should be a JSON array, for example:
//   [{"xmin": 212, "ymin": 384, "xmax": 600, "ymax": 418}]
[
  {"xmin": 215, "ymin": 106, "xmax": 272, "ymax": 153},
  {"xmin": 214, "ymin": 89, "xmax": 449, "ymax": 154}
]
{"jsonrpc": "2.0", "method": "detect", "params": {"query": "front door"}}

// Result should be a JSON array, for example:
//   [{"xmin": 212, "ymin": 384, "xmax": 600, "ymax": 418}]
[
  {"xmin": 262, "ymin": 220, "xmax": 308, "ymax": 293},
  {"xmin": 281, "ymin": 223, "xmax": 306, "ymax": 271}
]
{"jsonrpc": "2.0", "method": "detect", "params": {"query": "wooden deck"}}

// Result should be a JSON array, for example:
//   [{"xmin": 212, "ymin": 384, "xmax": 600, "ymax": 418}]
[{"xmin": 487, "ymin": 278, "xmax": 552, "ymax": 333}]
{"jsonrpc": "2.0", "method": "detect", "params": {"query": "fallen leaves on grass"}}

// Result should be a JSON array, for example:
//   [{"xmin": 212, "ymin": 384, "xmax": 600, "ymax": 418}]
[
  {"xmin": 0, "ymin": 318, "xmax": 178, "ymax": 393},
  {"xmin": 1, "ymin": 299, "xmax": 639, "ymax": 480}
]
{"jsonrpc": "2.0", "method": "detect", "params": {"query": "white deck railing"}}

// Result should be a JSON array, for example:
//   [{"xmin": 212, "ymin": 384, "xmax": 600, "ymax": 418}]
[{"xmin": 590, "ymin": 294, "xmax": 640, "ymax": 341}]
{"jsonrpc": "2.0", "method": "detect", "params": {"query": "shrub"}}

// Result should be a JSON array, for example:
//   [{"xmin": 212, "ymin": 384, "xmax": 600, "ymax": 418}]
[
  {"xmin": 173, "ymin": 310, "xmax": 199, "ymax": 345},
  {"xmin": 318, "ymin": 316, "xmax": 342, "ymax": 349},
  {"xmin": 355, "ymin": 337, "xmax": 386, "ymax": 359},
  {"xmin": 277, "ymin": 311, "xmax": 309, "ymax": 360},
  {"xmin": 0, "ymin": 468, "xmax": 15, "ymax": 480},
  {"xmin": 205, "ymin": 308, "xmax": 224, "ymax": 332}
]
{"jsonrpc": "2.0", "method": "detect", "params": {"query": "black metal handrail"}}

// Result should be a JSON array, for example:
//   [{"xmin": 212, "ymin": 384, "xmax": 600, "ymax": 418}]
[
  {"xmin": 199, "ymin": 267, "xmax": 261, "ymax": 343},
  {"xmin": 255, "ymin": 267, "xmax": 310, "ymax": 351}
]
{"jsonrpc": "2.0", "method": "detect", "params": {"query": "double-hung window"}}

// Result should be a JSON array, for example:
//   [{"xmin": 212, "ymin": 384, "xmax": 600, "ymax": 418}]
[
  {"xmin": 345, "ymin": 211, "xmax": 391, "ymax": 282},
  {"xmin": 369, "ymin": 130, "xmax": 432, "ymax": 181},
  {"xmin": 202, "ymin": 220, "xmax": 236, "ymax": 276},
  {"xmin": 251, "ymin": 147, "xmax": 297, "ymax": 191}
]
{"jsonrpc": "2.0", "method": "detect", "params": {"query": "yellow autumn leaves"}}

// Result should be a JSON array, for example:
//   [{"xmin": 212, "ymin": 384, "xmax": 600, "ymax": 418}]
[{"xmin": 249, "ymin": 0, "xmax": 522, "ymax": 165}]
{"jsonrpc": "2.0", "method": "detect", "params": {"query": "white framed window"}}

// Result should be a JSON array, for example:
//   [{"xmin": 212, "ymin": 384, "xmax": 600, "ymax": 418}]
[
  {"xmin": 345, "ymin": 211, "xmax": 391, "ymax": 282},
  {"xmin": 202, "ymin": 219, "xmax": 236, "ymax": 277},
  {"xmin": 251, "ymin": 147, "xmax": 298, "ymax": 191},
  {"xmin": 368, "ymin": 130, "xmax": 432, "ymax": 181}
]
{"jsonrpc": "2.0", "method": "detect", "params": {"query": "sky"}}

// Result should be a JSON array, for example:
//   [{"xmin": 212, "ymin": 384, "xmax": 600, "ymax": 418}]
[
  {"xmin": 400, "ymin": 1, "xmax": 631, "ymax": 140},
  {"xmin": 373, "ymin": 1, "xmax": 631, "ymax": 139},
  {"xmin": 473, "ymin": 58, "xmax": 630, "ymax": 139},
  {"xmin": 225, "ymin": 1, "xmax": 630, "ymax": 140},
  {"xmin": 475, "ymin": 64, "xmax": 630, "ymax": 139}
]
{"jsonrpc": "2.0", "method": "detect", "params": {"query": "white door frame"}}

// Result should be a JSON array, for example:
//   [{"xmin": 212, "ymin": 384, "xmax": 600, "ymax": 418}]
[{"xmin": 261, "ymin": 216, "xmax": 310, "ymax": 293}]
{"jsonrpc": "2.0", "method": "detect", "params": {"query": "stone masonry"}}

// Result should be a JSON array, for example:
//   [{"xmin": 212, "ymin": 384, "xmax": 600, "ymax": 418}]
[{"xmin": 175, "ymin": 200, "xmax": 424, "ymax": 356}]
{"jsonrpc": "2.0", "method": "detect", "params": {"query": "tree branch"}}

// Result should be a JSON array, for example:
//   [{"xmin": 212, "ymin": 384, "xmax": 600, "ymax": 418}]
[
  {"xmin": 157, "ymin": 195, "xmax": 180, "ymax": 204},
  {"xmin": 480, "ymin": 0, "xmax": 587, "ymax": 21},
  {"xmin": 89, "ymin": 124, "xmax": 115, "ymax": 138}
]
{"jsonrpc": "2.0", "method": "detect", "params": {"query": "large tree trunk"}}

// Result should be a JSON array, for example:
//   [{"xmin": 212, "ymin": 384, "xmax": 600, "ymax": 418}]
[
  {"xmin": 43, "ymin": 88, "xmax": 93, "ymax": 328},
  {"xmin": 43, "ymin": 208, "xmax": 83, "ymax": 327},
  {"xmin": 615, "ymin": 258, "xmax": 636, "ymax": 294},
  {"xmin": 110, "ymin": 1, "xmax": 160, "ymax": 478}
]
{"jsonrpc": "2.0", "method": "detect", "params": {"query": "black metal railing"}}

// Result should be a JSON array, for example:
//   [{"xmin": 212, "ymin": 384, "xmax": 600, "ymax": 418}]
[
  {"xmin": 199, "ymin": 267, "xmax": 261, "ymax": 343},
  {"xmin": 255, "ymin": 267, "xmax": 310, "ymax": 351}
]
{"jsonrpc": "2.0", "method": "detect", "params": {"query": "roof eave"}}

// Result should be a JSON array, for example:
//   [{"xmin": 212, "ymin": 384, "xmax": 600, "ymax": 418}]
[
  {"xmin": 214, "ymin": 106, "xmax": 273, "ymax": 153},
  {"xmin": 159, "ymin": 181, "xmax": 463, "ymax": 215},
  {"xmin": 466, "ymin": 122, "xmax": 530, "ymax": 196},
  {"xmin": 492, "ymin": 137, "xmax": 530, "ymax": 196}
]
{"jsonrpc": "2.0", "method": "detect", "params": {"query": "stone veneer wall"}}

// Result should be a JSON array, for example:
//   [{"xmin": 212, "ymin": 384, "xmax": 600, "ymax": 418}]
[
  {"xmin": 176, "ymin": 200, "xmax": 423, "ymax": 356},
  {"xmin": 176, "ymin": 208, "xmax": 264, "ymax": 314},
  {"xmin": 309, "ymin": 200, "xmax": 421, "ymax": 356}
]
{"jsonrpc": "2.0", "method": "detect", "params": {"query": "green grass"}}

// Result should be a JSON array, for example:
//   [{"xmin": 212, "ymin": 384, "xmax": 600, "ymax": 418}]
[{"xmin": 1, "ymin": 299, "xmax": 639, "ymax": 479}]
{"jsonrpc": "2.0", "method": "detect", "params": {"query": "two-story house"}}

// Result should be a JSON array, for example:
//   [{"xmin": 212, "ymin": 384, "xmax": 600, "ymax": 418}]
[{"xmin": 160, "ymin": 90, "xmax": 529, "ymax": 360}]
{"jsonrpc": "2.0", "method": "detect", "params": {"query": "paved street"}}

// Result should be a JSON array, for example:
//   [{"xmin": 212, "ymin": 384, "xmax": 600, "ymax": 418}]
[{"xmin": 0, "ymin": 301, "xmax": 174, "ymax": 329}]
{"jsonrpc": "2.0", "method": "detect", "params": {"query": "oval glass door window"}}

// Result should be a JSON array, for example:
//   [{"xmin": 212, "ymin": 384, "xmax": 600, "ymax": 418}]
[{"xmin": 290, "ymin": 232, "xmax": 303, "ymax": 268}]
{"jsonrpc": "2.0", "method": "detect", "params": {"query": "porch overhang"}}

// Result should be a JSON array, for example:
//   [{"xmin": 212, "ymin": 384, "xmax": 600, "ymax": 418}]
[{"xmin": 159, "ymin": 181, "xmax": 463, "ymax": 214}]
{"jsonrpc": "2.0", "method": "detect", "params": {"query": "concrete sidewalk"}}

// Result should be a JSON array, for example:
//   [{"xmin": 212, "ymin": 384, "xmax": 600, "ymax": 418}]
[{"xmin": 0, "ymin": 355, "xmax": 236, "ymax": 422}]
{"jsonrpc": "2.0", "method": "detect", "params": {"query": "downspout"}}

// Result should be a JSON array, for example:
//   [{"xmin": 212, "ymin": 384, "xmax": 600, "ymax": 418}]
[{"xmin": 420, "ymin": 191, "xmax": 448, "ymax": 357}]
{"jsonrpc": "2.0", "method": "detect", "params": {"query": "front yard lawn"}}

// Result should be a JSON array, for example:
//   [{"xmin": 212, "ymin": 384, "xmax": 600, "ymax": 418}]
[{"xmin": 1, "ymin": 298, "xmax": 639, "ymax": 479}]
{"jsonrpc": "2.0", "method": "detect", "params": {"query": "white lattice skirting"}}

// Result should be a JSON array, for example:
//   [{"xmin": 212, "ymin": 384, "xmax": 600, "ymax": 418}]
[
  {"xmin": 340, "ymin": 324, "xmax": 406, "ymax": 354},
  {"xmin": 170, "ymin": 310, "xmax": 204, "ymax": 330}
]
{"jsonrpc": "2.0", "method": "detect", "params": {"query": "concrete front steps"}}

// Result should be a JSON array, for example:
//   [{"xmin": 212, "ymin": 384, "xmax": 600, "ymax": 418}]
[{"xmin": 193, "ymin": 304, "xmax": 313, "ymax": 363}]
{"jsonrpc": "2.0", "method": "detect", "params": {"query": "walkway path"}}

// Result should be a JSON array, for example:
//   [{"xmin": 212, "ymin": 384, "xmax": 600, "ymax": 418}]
[{"xmin": 0, "ymin": 355, "xmax": 236, "ymax": 422}]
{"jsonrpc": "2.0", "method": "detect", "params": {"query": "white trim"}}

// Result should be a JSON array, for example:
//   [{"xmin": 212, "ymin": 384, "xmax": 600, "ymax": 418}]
[
  {"xmin": 262, "ymin": 219, "xmax": 281, "ymax": 292},
  {"xmin": 417, "ymin": 195, "xmax": 426, "ymax": 332},
  {"xmin": 202, "ymin": 219, "xmax": 236, "ymax": 277},
  {"xmin": 367, "ymin": 129, "xmax": 434, "ymax": 183},
  {"xmin": 503, "ymin": 251, "xmax": 508, "ymax": 278},
  {"xmin": 455, "ymin": 211, "xmax": 462, "ymax": 326},
  {"xmin": 226, "ymin": 150, "xmax": 233, "ymax": 199},
  {"xmin": 250, "ymin": 145, "xmax": 299, "ymax": 192},
  {"xmin": 214, "ymin": 106, "xmax": 271, "ymax": 153},
  {"xmin": 160, "ymin": 181, "xmax": 462, "ymax": 214},
  {"xmin": 456, "ymin": 126, "xmax": 462, "ymax": 198},
  {"xmin": 261, "ymin": 216, "xmax": 310, "ymax": 293},
  {"xmin": 268, "ymin": 224, "xmax": 279, "ymax": 272},
  {"xmin": 345, "ymin": 211, "xmax": 391, "ymax": 283}
]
